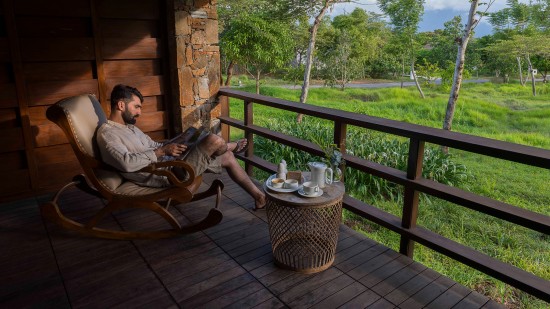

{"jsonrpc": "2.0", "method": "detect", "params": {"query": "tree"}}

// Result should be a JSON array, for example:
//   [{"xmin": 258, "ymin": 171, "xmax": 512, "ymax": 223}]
[
  {"xmin": 294, "ymin": 0, "xmax": 351, "ymax": 123},
  {"xmin": 378, "ymin": 0, "xmax": 426, "ymax": 98},
  {"xmin": 443, "ymin": 0, "xmax": 495, "ymax": 137},
  {"xmin": 220, "ymin": 15, "xmax": 295, "ymax": 94}
]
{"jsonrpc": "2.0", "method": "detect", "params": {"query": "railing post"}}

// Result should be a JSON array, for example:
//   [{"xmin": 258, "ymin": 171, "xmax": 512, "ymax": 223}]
[
  {"xmin": 334, "ymin": 121, "xmax": 347, "ymax": 179},
  {"xmin": 244, "ymin": 100, "xmax": 253, "ymax": 176},
  {"xmin": 400, "ymin": 138, "xmax": 425, "ymax": 257},
  {"xmin": 219, "ymin": 95, "xmax": 230, "ymax": 142}
]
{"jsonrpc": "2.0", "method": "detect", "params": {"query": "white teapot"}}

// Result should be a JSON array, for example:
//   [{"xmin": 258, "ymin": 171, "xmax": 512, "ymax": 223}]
[{"xmin": 308, "ymin": 162, "xmax": 333, "ymax": 188}]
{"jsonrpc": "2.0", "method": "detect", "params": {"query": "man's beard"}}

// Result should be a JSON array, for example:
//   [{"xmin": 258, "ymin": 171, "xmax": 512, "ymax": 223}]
[{"xmin": 122, "ymin": 109, "xmax": 137, "ymax": 125}]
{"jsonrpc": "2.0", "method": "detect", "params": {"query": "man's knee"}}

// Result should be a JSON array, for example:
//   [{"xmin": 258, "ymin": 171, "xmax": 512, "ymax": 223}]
[{"xmin": 199, "ymin": 134, "xmax": 227, "ymax": 155}]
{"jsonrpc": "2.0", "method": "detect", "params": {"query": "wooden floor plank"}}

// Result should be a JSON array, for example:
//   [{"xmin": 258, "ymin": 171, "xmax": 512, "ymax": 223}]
[
  {"xmin": 369, "ymin": 297, "xmax": 397, "ymax": 308},
  {"xmin": 179, "ymin": 273, "xmax": 257, "ymax": 308},
  {"xmin": 194, "ymin": 281, "xmax": 265, "ymax": 309},
  {"xmin": 398, "ymin": 275, "xmax": 455, "ymax": 308},
  {"xmin": 425, "ymin": 283, "xmax": 472, "ymax": 308},
  {"xmin": 338, "ymin": 289, "xmax": 382, "ymax": 308},
  {"xmin": 336, "ymin": 244, "xmax": 389, "ymax": 273},
  {"xmin": 276, "ymin": 267, "xmax": 343, "ymax": 302},
  {"xmin": 347, "ymin": 248, "xmax": 401, "ymax": 281},
  {"xmin": 384, "ymin": 268, "xmax": 441, "ymax": 306},
  {"xmin": 453, "ymin": 291, "xmax": 491, "ymax": 308},
  {"xmin": 370, "ymin": 262, "xmax": 427, "ymax": 296},
  {"xmin": 313, "ymin": 281, "xmax": 368, "ymax": 309},
  {"xmin": 359, "ymin": 255, "xmax": 414, "ymax": 288},
  {"xmin": 222, "ymin": 288, "xmax": 278, "ymax": 309},
  {"xmin": 287, "ymin": 273, "xmax": 355, "ymax": 308}
]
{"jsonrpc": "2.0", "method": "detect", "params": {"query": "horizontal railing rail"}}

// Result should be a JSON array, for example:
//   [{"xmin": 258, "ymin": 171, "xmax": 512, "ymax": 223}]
[{"xmin": 217, "ymin": 87, "xmax": 550, "ymax": 302}]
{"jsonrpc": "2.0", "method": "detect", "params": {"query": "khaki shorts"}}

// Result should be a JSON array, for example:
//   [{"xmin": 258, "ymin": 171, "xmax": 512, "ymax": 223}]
[{"xmin": 183, "ymin": 145, "xmax": 222, "ymax": 176}]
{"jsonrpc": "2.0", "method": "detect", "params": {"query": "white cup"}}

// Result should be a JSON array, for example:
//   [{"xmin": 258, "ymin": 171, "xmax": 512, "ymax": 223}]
[
  {"xmin": 271, "ymin": 178, "xmax": 285, "ymax": 188},
  {"xmin": 302, "ymin": 181, "xmax": 319, "ymax": 195},
  {"xmin": 283, "ymin": 179, "xmax": 299, "ymax": 189}
]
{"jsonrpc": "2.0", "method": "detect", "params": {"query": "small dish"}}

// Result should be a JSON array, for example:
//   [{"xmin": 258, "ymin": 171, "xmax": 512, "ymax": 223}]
[
  {"xmin": 265, "ymin": 174, "xmax": 302, "ymax": 193},
  {"xmin": 297, "ymin": 188, "xmax": 323, "ymax": 198}
]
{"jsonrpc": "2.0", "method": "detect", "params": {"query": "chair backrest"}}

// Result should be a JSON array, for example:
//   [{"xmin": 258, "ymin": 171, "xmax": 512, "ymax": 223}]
[{"xmin": 47, "ymin": 95, "xmax": 124, "ymax": 193}]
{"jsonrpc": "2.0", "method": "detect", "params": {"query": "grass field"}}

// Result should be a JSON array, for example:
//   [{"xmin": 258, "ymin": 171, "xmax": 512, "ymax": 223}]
[{"xmin": 227, "ymin": 81, "xmax": 550, "ymax": 308}]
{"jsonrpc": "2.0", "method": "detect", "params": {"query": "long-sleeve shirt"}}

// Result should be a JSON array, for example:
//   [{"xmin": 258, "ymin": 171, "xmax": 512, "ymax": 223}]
[{"xmin": 97, "ymin": 120, "xmax": 169, "ymax": 187}]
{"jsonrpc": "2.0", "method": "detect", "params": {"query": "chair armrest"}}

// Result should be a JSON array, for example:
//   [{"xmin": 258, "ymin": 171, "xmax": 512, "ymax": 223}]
[{"xmin": 139, "ymin": 160, "xmax": 196, "ymax": 188}]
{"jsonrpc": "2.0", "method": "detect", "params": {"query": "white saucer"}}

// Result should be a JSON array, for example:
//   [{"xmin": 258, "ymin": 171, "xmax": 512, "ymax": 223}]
[
  {"xmin": 265, "ymin": 174, "xmax": 302, "ymax": 193},
  {"xmin": 297, "ymin": 188, "xmax": 323, "ymax": 198}
]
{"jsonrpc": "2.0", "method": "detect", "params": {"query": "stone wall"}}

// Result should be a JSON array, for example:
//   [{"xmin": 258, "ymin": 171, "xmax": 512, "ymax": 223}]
[{"xmin": 169, "ymin": 0, "xmax": 221, "ymax": 134}]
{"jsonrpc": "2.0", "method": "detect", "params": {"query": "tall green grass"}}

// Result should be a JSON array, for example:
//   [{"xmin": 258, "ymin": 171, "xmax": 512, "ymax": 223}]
[{"xmin": 228, "ymin": 82, "xmax": 550, "ymax": 308}]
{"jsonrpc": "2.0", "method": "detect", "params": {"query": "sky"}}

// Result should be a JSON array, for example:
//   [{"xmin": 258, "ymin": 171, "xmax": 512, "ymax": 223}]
[{"xmin": 330, "ymin": 0, "xmax": 520, "ymax": 37}]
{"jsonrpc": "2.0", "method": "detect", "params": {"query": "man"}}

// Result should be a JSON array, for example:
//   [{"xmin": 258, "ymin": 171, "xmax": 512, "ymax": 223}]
[{"xmin": 97, "ymin": 84, "xmax": 266, "ymax": 210}]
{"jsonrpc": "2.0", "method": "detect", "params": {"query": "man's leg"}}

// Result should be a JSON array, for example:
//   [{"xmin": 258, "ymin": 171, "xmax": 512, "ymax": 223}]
[{"xmin": 198, "ymin": 135, "xmax": 266, "ymax": 209}]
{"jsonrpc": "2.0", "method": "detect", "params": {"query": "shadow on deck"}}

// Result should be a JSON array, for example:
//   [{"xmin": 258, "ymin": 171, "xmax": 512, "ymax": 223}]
[{"xmin": 0, "ymin": 172, "xmax": 505, "ymax": 308}]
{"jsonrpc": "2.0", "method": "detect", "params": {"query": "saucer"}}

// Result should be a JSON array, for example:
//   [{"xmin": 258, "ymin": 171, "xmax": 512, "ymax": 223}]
[
  {"xmin": 265, "ymin": 174, "xmax": 302, "ymax": 193},
  {"xmin": 297, "ymin": 188, "xmax": 323, "ymax": 198}
]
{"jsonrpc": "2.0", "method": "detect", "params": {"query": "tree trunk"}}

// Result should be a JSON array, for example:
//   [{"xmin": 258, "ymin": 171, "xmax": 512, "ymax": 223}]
[
  {"xmin": 443, "ymin": 0, "xmax": 479, "ymax": 140},
  {"xmin": 411, "ymin": 60, "xmax": 425, "ymax": 98},
  {"xmin": 296, "ymin": 0, "xmax": 332, "ymax": 123},
  {"xmin": 517, "ymin": 56, "xmax": 525, "ymax": 86},
  {"xmin": 526, "ymin": 54, "xmax": 536, "ymax": 96},
  {"xmin": 224, "ymin": 60, "xmax": 235, "ymax": 86},
  {"xmin": 255, "ymin": 69, "xmax": 261, "ymax": 94}
]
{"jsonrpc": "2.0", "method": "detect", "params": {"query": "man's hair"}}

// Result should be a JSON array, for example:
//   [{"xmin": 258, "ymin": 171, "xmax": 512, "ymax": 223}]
[{"xmin": 110, "ymin": 84, "xmax": 144, "ymax": 108}]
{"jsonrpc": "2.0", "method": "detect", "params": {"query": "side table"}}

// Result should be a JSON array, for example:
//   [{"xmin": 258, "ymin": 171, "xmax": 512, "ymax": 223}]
[{"xmin": 264, "ymin": 180, "xmax": 345, "ymax": 274}]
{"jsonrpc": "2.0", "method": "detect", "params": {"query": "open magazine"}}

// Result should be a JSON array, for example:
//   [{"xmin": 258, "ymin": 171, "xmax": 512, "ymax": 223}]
[{"xmin": 162, "ymin": 126, "xmax": 209, "ymax": 160}]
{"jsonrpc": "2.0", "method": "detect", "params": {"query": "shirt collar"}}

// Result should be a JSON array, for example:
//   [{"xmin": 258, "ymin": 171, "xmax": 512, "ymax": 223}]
[{"xmin": 107, "ymin": 120, "xmax": 135, "ymax": 130}]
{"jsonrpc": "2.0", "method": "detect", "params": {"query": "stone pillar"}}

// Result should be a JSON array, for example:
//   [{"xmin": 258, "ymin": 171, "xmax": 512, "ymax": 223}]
[{"xmin": 168, "ymin": 0, "xmax": 221, "ymax": 134}]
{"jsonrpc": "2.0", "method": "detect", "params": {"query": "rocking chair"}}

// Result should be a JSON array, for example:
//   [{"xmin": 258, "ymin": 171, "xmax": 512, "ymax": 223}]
[{"xmin": 42, "ymin": 94, "xmax": 224, "ymax": 240}]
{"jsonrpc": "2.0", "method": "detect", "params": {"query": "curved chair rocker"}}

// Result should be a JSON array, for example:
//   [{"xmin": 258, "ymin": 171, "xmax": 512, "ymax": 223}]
[{"xmin": 42, "ymin": 94, "xmax": 224, "ymax": 240}]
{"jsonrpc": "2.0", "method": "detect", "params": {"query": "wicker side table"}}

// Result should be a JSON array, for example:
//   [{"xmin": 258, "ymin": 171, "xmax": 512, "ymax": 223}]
[{"xmin": 264, "ymin": 181, "xmax": 345, "ymax": 274}]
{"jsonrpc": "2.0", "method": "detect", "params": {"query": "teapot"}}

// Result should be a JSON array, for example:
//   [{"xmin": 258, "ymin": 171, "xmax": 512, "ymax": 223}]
[{"xmin": 308, "ymin": 162, "xmax": 333, "ymax": 188}]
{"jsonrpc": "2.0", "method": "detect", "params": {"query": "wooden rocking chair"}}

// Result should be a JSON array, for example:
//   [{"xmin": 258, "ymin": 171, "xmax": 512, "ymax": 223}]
[{"xmin": 42, "ymin": 94, "xmax": 224, "ymax": 240}]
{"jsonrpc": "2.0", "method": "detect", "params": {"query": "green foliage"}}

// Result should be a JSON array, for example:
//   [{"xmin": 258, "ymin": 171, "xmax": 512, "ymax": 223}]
[{"xmin": 441, "ymin": 61, "xmax": 471, "ymax": 90}]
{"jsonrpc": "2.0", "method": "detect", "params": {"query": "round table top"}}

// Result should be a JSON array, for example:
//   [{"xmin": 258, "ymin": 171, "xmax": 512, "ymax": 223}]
[{"xmin": 263, "ymin": 174, "xmax": 345, "ymax": 207}]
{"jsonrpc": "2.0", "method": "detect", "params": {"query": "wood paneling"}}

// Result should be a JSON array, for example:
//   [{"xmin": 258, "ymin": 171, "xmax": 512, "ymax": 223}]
[
  {"xmin": 147, "ymin": 130, "xmax": 167, "ymax": 141},
  {"xmin": 104, "ymin": 59, "xmax": 161, "ymax": 77},
  {"xmin": 105, "ymin": 76, "xmax": 163, "ymax": 97},
  {"xmin": 98, "ymin": 0, "xmax": 159, "ymax": 19},
  {"xmin": 142, "ymin": 95, "xmax": 164, "ymax": 113},
  {"xmin": 20, "ymin": 38, "xmax": 95, "ymax": 61},
  {"xmin": 34, "ymin": 144, "xmax": 76, "ymax": 165},
  {"xmin": 27, "ymin": 79, "xmax": 98, "ymax": 106},
  {"xmin": 37, "ymin": 160, "xmax": 81, "ymax": 189},
  {"xmin": 28, "ymin": 106, "xmax": 50, "ymax": 126},
  {"xmin": 0, "ymin": 38, "xmax": 10, "ymax": 61},
  {"xmin": 0, "ymin": 169, "xmax": 29, "ymax": 195},
  {"xmin": 0, "ymin": 63, "xmax": 14, "ymax": 84},
  {"xmin": 16, "ymin": 17, "xmax": 91, "ymax": 38},
  {"xmin": 0, "ymin": 83, "xmax": 17, "ymax": 108},
  {"xmin": 136, "ymin": 111, "xmax": 167, "ymax": 132},
  {"xmin": 24, "ymin": 62, "xmax": 94, "ymax": 82},
  {"xmin": 0, "ymin": 127, "xmax": 24, "ymax": 152},
  {"xmin": 101, "ymin": 20, "xmax": 158, "ymax": 38},
  {"xmin": 32, "ymin": 123, "xmax": 67, "ymax": 148},
  {"xmin": 102, "ymin": 38, "xmax": 161, "ymax": 60},
  {"xmin": 14, "ymin": 0, "xmax": 91, "ymax": 17},
  {"xmin": 0, "ymin": 107, "xmax": 17, "ymax": 128},
  {"xmin": 0, "ymin": 151, "xmax": 26, "ymax": 171}
]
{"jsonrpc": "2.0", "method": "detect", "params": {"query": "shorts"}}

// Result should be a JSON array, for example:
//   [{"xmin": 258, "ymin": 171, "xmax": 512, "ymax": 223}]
[{"xmin": 183, "ymin": 145, "xmax": 222, "ymax": 176}]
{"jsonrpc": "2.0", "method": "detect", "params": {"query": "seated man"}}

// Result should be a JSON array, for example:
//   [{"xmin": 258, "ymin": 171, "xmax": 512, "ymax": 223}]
[{"xmin": 97, "ymin": 84, "xmax": 266, "ymax": 210}]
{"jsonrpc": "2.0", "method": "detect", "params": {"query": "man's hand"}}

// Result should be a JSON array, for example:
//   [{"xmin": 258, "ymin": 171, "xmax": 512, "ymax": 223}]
[{"xmin": 155, "ymin": 143, "xmax": 187, "ymax": 158}]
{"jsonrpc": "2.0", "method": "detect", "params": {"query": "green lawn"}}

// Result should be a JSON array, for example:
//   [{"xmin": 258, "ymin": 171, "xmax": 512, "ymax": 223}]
[{"xmin": 227, "ymin": 82, "xmax": 550, "ymax": 308}]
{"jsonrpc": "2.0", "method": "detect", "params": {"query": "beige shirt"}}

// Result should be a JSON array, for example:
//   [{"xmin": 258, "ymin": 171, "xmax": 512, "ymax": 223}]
[{"xmin": 97, "ymin": 120, "xmax": 169, "ymax": 187}]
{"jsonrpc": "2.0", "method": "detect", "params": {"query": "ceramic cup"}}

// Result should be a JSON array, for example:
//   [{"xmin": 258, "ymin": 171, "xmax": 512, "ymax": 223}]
[
  {"xmin": 302, "ymin": 181, "xmax": 320, "ymax": 195},
  {"xmin": 283, "ymin": 179, "xmax": 299, "ymax": 189},
  {"xmin": 271, "ymin": 178, "xmax": 285, "ymax": 188}
]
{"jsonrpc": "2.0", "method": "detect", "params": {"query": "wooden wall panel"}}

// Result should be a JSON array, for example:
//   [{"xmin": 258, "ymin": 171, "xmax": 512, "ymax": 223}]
[
  {"xmin": 16, "ymin": 17, "xmax": 91, "ymax": 38},
  {"xmin": 102, "ymin": 38, "xmax": 161, "ymax": 60},
  {"xmin": 105, "ymin": 76, "xmax": 163, "ymax": 97},
  {"xmin": 0, "ymin": 107, "xmax": 17, "ymax": 128},
  {"xmin": 0, "ymin": 151, "xmax": 26, "ymax": 171},
  {"xmin": 0, "ymin": 62, "xmax": 14, "ymax": 83},
  {"xmin": 27, "ymin": 79, "xmax": 98, "ymax": 106},
  {"xmin": 14, "ymin": 0, "xmax": 91, "ymax": 17},
  {"xmin": 104, "ymin": 59, "xmax": 161, "ymax": 77},
  {"xmin": 0, "ymin": 169, "xmax": 30, "ymax": 196},
  {"xmin": 136, "ymin": 111, "xmax": 167, "ymax": 132},
  {"xmin": 101, "ymin": 20, "xmax": 158, "ymax": 38},
  {"xmin": 23, "ymin": 61, "xmax": 94, "ymax": 82},
  {"xmin": 34, "ymin": 144, "xmax": 76, "ymax": 165},
  {"xmin": 20, "ymin": 38, "xmax": 95, "ymax": 61},
  {"xmin": 147, "ymin": 130, "xmax": 167, "ymax": 141},
  {"xmin": 32, "ymin": 123, "xmax": 66, "ymax": 148},
  {"xmin": 142, "ymin": 96, "xmax": 164, "ymax": 113},
  {"xmin": 98, "ymin": 0, "xmax": 159, "ymax": 19},
  {"xmin": 27, "ymin": 106, "xmax": 49, "ymax": 126},
  {"xmin": 0, "ymin": 83, "xmax": 17, "ymax": 107},
  {"xmin": 0, "ymin": 38, "xmax": 10, "ymax": 61},
  {"xmin": 0, "ymin": 127, "xmax": 25, "ymax": 152},
  {"xmin": 37, "ymin": 160, "xmax": 81, "ymax": 189}
]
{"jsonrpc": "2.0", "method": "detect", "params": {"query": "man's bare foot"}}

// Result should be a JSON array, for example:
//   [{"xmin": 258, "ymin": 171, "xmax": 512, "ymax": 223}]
[{"xmin": 254, "ymin": 194, "xmax": 266, "ymax": 210}]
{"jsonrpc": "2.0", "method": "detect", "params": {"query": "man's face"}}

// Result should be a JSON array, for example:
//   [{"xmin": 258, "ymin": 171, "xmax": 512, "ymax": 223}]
[{"xmin": 121, "ymin": 95, "xmax": 142, "ymax": 125}]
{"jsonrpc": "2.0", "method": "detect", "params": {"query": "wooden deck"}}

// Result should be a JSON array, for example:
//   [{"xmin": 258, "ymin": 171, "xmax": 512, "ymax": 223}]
[{"xmin": 0, "ymin": 172, "xmax": 505, "ymax": 309}]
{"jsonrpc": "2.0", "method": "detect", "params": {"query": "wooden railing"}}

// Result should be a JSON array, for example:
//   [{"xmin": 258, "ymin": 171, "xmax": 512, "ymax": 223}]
[{"xmin": 217, "ymin": 88, "xmax": 550, "ymax": 302}]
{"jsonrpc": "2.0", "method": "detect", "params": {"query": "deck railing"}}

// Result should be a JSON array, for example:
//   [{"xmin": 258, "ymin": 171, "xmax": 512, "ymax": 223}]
[{"xmin": 217, "ymin": 87, "xmax": 550, "ymax": 302}]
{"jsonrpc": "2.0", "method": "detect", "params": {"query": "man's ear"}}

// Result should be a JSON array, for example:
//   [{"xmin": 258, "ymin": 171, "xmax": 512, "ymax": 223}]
[{"xmin": 116, "ymin": 100, "xmax": 126, "ymax": 111}]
